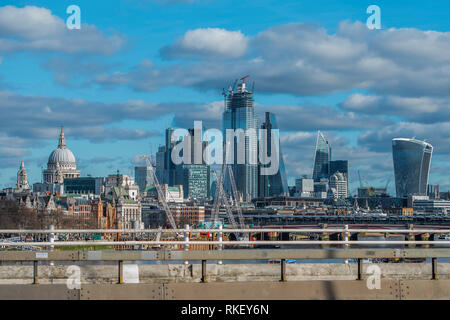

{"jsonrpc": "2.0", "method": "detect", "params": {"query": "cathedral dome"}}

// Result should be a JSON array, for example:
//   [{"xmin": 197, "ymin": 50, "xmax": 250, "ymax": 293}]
[
  {"xmin": 48, "ymin": 147, "xmax": 76, "ymax": 164},
  {"xmin": 47, "ymin": 127, "xmax": 77, "ymax": 165},
  {"xmin": 44, "ymin": 127, "xmax": 80, "ymax": 184}
]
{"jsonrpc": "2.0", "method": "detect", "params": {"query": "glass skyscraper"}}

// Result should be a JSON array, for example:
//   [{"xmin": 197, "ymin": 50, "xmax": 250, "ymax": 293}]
[
  {"xmin": 312, "ymin": 131, "xmax": 331, "ymax": 182},
  {"xmin": 392, "ymin": 138, "xmax": 433, "ymax": 197},
  {"xmin": 176, "ymin": 164, "xmax": 210, "ymax": 199},
  {"xmin": 223, "ymin": 78, "xmax": 258, "ymax": 201},
  {"xmin": 258, "ymin": 112, "xmax": 288, "ymax": 197},
  {"xmin": 135, "ymin": 166, "xmax": 154, "ymax": 192}
]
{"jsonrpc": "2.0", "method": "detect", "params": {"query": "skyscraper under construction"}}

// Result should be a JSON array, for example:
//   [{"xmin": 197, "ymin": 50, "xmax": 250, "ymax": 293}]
[{"xmin": 223, "ymin": 76, "xmax": 258, "ymax": 201}]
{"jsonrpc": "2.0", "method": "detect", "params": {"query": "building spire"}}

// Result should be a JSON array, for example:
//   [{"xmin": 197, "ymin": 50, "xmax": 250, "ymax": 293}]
[{"xmin": 58, "ymin": 126, "xmax": 66, "ymax": 149}]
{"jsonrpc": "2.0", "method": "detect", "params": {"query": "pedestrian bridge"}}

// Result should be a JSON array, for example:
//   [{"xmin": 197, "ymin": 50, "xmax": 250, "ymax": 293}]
[
  {"xmin": 1, "ymin": 227, "xmax": 450, "ymax": 299},
  {"xmin": 1, "ymin": 248, "xmax": 450, "ymax": 300}
]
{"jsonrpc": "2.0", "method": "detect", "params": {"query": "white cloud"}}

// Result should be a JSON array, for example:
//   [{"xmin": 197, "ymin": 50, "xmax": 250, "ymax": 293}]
[
  {"xmin": 341, "ymin": 94, "xmax": 450, "ymax": 123},
  {"xmin": 161, "ymin": 28, "xmax": 248, "ymax": 59},
  {"xmin": 99, "ymin": 20, "xmax": 450, "ymax": 98},
  {"xmin": 0, "ymin": 5, "xmax": 125, "ymax": 55}
]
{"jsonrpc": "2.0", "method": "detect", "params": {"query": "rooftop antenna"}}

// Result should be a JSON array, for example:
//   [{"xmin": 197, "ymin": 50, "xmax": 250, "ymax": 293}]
[{"xmin": 251, "ymin": 81, "xmax": 255, "ymax": 93}]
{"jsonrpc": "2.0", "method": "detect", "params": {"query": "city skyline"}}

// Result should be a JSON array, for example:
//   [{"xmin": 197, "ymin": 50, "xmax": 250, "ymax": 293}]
[{"xmin": 0, "ymin": 1, "xmax": 449, "ymax": 195}]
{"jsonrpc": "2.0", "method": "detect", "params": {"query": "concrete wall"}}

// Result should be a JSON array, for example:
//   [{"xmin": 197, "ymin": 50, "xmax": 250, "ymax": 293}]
[{"xmin": 0, "ymin": 262, "xmax": 448, "ymax": 284}]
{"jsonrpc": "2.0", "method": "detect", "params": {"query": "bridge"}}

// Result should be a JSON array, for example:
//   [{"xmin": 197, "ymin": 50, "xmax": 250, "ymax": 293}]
[
  {"xmin": 1, "ymin": 228, "xmax": 450, "ymax": 300},
  {"xmin": 237, "ymin": 214, "xmax": 450, "ymax": 226}
]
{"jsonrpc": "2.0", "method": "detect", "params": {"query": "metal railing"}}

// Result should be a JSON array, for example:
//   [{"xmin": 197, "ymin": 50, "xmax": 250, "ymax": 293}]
[{"xmin": 0, "ymin": 227, "xmax": 449, "ymax": 247}]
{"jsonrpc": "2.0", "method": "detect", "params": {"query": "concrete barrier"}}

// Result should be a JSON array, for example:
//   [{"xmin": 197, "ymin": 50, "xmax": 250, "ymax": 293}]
[{"xmin": 1, "ymin": 263, "xmax": 449, "ymax": 284}]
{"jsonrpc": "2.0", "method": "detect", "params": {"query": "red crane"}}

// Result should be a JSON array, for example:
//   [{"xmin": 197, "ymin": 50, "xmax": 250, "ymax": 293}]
[{"xmin": 240, "ymin": 75, "xmax": 250, "ymax": 83}]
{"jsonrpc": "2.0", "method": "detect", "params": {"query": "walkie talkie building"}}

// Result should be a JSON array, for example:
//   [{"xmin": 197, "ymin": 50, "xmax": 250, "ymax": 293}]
[{"xmin": 392, "ymin": 138, "xmax": 433, "ymax": 198}]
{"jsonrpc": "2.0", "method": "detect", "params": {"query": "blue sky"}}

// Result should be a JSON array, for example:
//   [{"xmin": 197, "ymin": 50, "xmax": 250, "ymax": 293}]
[{"xmin": 0, "ymin": 0, "xmax": 449, "ymax": 195}]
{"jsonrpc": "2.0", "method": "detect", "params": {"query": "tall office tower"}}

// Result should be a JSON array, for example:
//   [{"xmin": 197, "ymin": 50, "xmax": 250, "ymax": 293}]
[
  {"xmin": 165, "ymin": 127, "xmax": 176, "ymax": 185},
  {"xmin": 258, "ymin": 112, "xmax": 288, "ymax": 197},
  {"xmin": 155, "ymin": 145, "xmax": 167, "ymax": 184},
  {"xmin": 392, "ymin": 138, "xmax": 433, "ymax": 197},
  {"xmin": 330, "ymin": 160, "xmax": 349, "ymax": 193},
  {"xmin": 155, "ymin": 128, "xmax": 177, "ymax": 186},
  {"xmin": 135, "ymin": 166, "xmax": 154, "ymax": 192},
  {"xmin": 174, "ymin": 128, "xmax": 210, "ymax": 199},
  {"xmin": 312, "ymin": 131, "xmax": 331, "ymax": 182},
  {"xmin": 223, "ymin": 76, "xmax": 258, "ymax": 201}
]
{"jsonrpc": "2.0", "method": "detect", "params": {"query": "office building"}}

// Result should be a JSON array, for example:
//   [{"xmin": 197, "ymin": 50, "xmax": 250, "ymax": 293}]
[
  {"xmin": 64, "ymin": 177, "xmax": 105, "ymax": 195},
  {"xmin": 329, "ymin": 171, "xmax": 348, "ymax": 199},
  {"xmin": 258, "ymin": 112, "xmax": 288, "ymax": 197},
  {"xmin": 295, "ymin": 177, "xmax": 314, "ymax": 197},
  {"xmin": 155, "ymin": 128, "xmax": 177, "ymax": 186},
  {"xmin": 312, "ymin": 131, "xmax": 331, "ymax": 182},
  {"xmin": 392, "ymin": 138, "xmax": 433, "ymax": 197},
  {"xmin": 172, "ymin": 127, "xmax": 210, "ymax": 200},
  {"xmin": 330, "ymin": 160, "xmax": 349, "ymax": 191},
  {"xmin": 105, "ymin": 172, "xmax": 139, "ymax": 201},
  {"xmin": 135, "ymin": 166, "xmax": 155, "ymax": 192},
  {"xmin": 223, "ymin": 77, "xmax": 258, "ymax": 201}
]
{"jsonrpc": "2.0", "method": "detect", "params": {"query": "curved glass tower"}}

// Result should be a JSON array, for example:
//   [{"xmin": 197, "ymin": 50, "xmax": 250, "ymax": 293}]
[
  {"xmin": 392, "ymin": 138, "xmax": 433, "ymax": 197},
  {"xmin": 312, "ymin": 131, "xmax": 331, "ymax": 182}
]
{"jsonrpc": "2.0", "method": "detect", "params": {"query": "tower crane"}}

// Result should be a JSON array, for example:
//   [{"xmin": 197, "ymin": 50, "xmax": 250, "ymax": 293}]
[{"xmin": 240, "ymin": 75, "xmax": 250, "ymax": 83}]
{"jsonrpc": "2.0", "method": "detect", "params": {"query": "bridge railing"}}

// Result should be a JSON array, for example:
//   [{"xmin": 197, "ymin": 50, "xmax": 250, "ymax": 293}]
[
  {"xmin": 0, "ymin": 227, "xmax": 449, "ymax": 247},
  {"xmin": 0, "ymin": 227, "xmax": 449, "ymax": 248}
]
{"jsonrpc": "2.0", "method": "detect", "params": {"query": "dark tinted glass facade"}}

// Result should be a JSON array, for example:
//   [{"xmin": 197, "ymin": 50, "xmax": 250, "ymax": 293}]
[
  {"xmin": 258, "ymin": 112, "xmax": 288, "ymax": 197},
  {"xmin": 312, "ymin": 131, "xmax": 331, "ymax": 182},
  {"xmin": 392, "ymin": 138, "xmax": 433, "ymax": 197}
]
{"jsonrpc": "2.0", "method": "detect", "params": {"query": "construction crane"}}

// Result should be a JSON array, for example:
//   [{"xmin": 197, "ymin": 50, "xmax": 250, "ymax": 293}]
[
  {"xmin": 211, "ymin": 169, "xmax": 238, "ymax": 229},
  {"xmin": 211, "ymin": 163, "xmax": 226, "ymax": 223},
  {"xmin": 358, "ymin": 170, "xmax": 363, "ymax": 188},
  {"xmin": 143, "ymin": 155, "xmax": 177, "ymax": 230},
  {"xmin": 240, "ymin": 75, "xmax": 250, "ymax": 83},
  {"xmin": 227, "ymin": 165, "xmax": 245, "ymax": 229},
  {"xmin": 364, "ymin": 179, "xmax": 374, "ymax": 197}
]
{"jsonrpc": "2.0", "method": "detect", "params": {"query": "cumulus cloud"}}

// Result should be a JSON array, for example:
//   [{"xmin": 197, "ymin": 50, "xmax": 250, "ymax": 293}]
[
  {"xmin": 96, "ymin": 21, "xmax": 450, "ymax": 98},
  {"xmin": 0, "ymin": 5, "xmax": 125, "ymax": 55},
  {"xmin": 340, "ymin": 94, "xmax": 450, "ymax": 124},
  {"xmin": 257, "ymin": 104, "xmax": 392, "ymax": 131},
  {"xmin": 358, "ymin": 122, "xmax": 450, "ymax": 154},
  {"xmin": 161, "ymin": 28, "xmax": 248, "ymax": 59}
]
